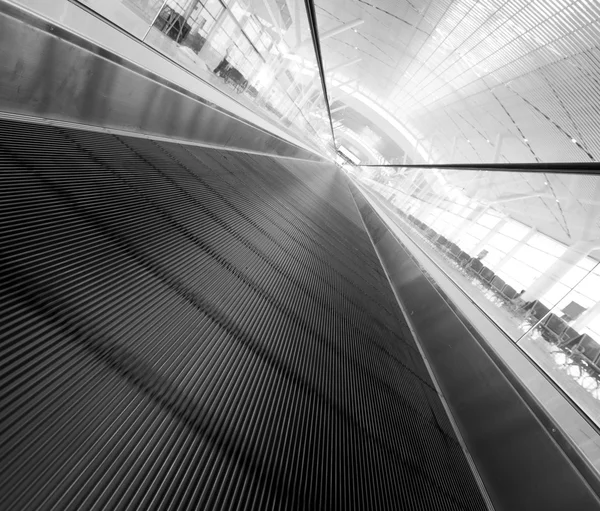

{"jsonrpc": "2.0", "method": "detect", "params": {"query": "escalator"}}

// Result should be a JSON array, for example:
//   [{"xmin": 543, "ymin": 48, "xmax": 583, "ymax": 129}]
[{"xmin": 0, "ymin": 118, "xmax": 489, "ymax": 510}]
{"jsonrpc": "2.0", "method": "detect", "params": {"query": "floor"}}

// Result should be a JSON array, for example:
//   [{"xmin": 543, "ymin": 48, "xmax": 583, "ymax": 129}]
[{"xmin": 0, "ymin": 117, "xmax": 487, "ymax": 510}]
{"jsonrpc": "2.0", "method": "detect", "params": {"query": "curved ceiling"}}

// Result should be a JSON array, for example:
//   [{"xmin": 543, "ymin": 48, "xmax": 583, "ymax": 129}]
[
  {"xmin": 316, "ymin": 0, "xmax": 600, "ymax": 164},
  {"xmin": 330, "ymin": 101, "xmax": 408, "ymax": 161}
]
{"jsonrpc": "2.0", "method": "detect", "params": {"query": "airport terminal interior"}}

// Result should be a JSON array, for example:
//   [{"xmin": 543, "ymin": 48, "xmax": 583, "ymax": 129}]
[{"xmin": 2, "ymin": 0, "xmax": 600, "ymax": 509}]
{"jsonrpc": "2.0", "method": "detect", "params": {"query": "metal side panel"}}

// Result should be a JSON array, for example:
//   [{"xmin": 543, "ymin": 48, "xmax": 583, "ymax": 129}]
[
  {"xmin": 0, "ymin": 117, "xmax": 488, "ymax": 510},
  {"xmin": 348, "ymin": 182, "xmax": 600, "ymax": 510},
  {"xmin": 0, "ymin": 1, "xmax": 323, "ymax": 161}
]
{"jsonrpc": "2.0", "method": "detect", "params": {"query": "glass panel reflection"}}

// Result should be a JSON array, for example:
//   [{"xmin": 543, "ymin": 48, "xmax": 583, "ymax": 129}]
[
  {"xmin": 79, "ymin": 0, "xmax": 333, "ymax": 151},
  {"xmin": 359, "ymin": 166, "xmax": 600, "ymax": 426}
]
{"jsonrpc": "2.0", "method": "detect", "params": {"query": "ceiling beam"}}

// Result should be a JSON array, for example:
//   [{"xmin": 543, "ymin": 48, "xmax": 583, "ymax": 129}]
[
  {"xmin": 355, "ymin": 162, "xmax": 600, "ymax": 175},
  {"xmin": 296, "ymin": 19, "xmax": 364, "ymax": 48},
  {"xmin": 330, "ymin": 104, "xmax": 347, "ymax": 114},
  {"xmin": 328, "ymin": 57, "xmax": 362, "ymax": 73}
]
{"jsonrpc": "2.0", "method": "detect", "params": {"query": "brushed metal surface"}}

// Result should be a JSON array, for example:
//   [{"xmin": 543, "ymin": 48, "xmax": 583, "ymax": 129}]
[
  {"xmin": 0, "ymin": 1, "xmax": 323, "ymax": 161},
  {"xmin": 349, "ymin": 183, "xmax": 600, "ymax": 511}
]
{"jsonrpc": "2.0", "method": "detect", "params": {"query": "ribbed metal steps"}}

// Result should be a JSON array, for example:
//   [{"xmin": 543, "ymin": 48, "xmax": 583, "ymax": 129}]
[{"xmin": 0, "ymin": 118, "xmax": 487, "ymax": 510}]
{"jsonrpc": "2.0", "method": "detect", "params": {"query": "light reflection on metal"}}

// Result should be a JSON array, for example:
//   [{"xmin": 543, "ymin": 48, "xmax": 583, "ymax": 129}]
[{"xmin": 0, "ymin": 2, "xmax": 323, "ymax": 161}]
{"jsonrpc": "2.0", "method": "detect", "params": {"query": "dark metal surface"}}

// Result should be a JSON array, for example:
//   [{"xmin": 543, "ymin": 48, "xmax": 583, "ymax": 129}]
[
  {"xmin": 356, "ymin": 162, "xmax": 600, "ymax": 174},
  {"xmin": 350, "ymin": 185, "xmax": 600, "ymax": 510},
  {"xmin": 0, "ymin": 1, "xmax": 322, "ymax": 161},
  {"xmin": 0, "ymin": 117, "xmax": 487, "ymax": 510}
]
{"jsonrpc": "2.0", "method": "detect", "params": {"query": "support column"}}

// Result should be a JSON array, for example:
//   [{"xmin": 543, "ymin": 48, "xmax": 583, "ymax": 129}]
[
  {"xmin": 284, "ymin": 78, "xmax": 317, "ymax": 118},
  {"xmin": 427, "ymin": 133, "xmax": 439, "ymax": 164},
  {"xmin": 492, "ymin": 226, "xmax": 537, "ymax": 272},
  {"xmin": 417, "ymin": 200, "xmax": 438, "ymax": 225},
  {"xmin": 432, "ymin": 199, "xmax": 456, "ymax": 233},
  {"xmin": 296, "ymin": 82, "xmax": 319, "ymax": 109},
  {"xmin": 417, "ymin": 191, "xmax": 447, "ymax": 225},
  {"xmin": 279, "ymin": 93, "xmax": 297, "ymax": 118},
  {"xmin": 330, "ymin": 104, "xmax": 346, "ymax": 114},
  {"xmin": 414, "ymin": 140, "xmax": 422, "ymax": 162},
  {"xmin": 571, "ymin": 300, "xmax": 600, "ymax": 331},
  {"xmin": 470, "ymin": 217, "xmax": 509, "ymax": 255},
  {"xmin": 261, "ymin": 0, "xmax": 283, "ymax": 33},
  {"xmin": 296, "ymin": 19, "xmax": 364, "ymax": 48},
  {"xmin": 183, "ymin": 0, "xmax": 202, "ymax": 21},
  {"xmin": 328, "ymin": 58, "xmax": 362, "ymax": 73},
  {"xmin": 197, "ymin": 0, "xmax": 235, "ymax": 60},
  {"xmin": 412, "ymin": 172, "xmax": 434, "ymax": 201},
  {"xmin": 493, "ymin": 133, "xmax": 504, "ymax": 163},
  {"xmin": 331, "ymin": 85, "xmax": 358, "ymax": 102},
  {"xmin": 521, "ymin": 240, "xmax": 600, "ymax": 302},
  {"xmin": 294, "ymin": 0, "xmax": 302, "ymax": 46},
  {"xmin": 445, "ymin": 203, "xmax": 488, "ymax": 241},
  {"xmin": 450, "ymin": 136, "xmax": 457, "ymax": 162}
]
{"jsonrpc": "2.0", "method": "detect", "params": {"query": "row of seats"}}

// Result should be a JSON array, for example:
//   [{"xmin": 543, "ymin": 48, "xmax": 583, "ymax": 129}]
[
  {"xmin": 523, "ymin": 301, "xmax": 600, "ymax": 369},
  {"xmin": 401, "ymin": 212, "xmax": 519, "ymax": 304},
  {"xmin": 398, "ymin": 208, "xmax": 600, "ymax": 374}
]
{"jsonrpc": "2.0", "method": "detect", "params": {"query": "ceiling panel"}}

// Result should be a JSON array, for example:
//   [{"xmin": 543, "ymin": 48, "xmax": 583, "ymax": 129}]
[{"xmin": 315, "ymin": 0, "xmax": 600, "ymax": 163}]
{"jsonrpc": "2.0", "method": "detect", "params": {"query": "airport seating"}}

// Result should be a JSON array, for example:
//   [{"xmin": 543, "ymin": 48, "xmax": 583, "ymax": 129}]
[
  {"xmin": 569, "ymin": 334, "xmax": 600, "ymax": 374},
  {"xmin": 479, "ymin": 266, "xmax": 495, "ymax": 286},
  {"xmin": 540, "ymin": 313, "xmax": 568, "ymax": 343}
]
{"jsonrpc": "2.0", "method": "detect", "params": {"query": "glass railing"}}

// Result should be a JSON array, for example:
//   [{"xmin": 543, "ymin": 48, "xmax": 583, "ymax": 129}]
[
  {"xmin": 358, "ymin": 165, "xmax": 600, "ymax": 427},
  {"xmin": 77, "ymin": 0, "xmax": 334, "ymax": 151}
]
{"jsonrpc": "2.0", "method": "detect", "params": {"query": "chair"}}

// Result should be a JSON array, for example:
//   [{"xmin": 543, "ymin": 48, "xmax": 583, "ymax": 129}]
[
  {"xmin": 571, "ymin": 334, "xmax": 600, "ymax": 372},
  {"xmin": 479, "ymin": 266, "xmax": 495, "ymax": 285},
  {"xmin": 491, "ymin": 276, "xmax": 505, "ymax": 293},
  {"xmin": 541, "ymin": 313, "xmax": 568, "ymax": 343},
  {"xmin": 498, "ymin": 285, "xmax": 521, "ymax": 312},
  {"xmin": 501, "ymin": 285, "xmax": 518, "ymax": 301},
  {"xmin": 467, "ymin": 258, "xmax": 484, "ymax": 275},
  {"xmin": 529, "ymin": 300, "xmax": 551, "ymax": 322},
  {"xmin": 559, "ymin": 326, "xmax": 580, "ymax": 347},
  {"xmin": 562, "ymin": 301, "xmax": 587, "ymax": 322},
  {"xmin": 435, "ymin": 236, "xmax": 448, "ymax": 248},
  {"xmin": 448, "ymin": 244, "xmax": 461, "ymax": 261},
  {"xmin": 155, "ymin": 6, "xmax": 192, "ymax": 43},
  {"xmin": 458, "ymin": 251, "xmax": 472, "ymax": 266}
]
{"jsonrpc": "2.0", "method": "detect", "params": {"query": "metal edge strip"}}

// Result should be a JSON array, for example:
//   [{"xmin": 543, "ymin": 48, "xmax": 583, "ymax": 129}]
[
  {"xmin": 356, "ymin": 162, "xmax": 600, "ymax": 174},
  {"xmin": 0, "ymin": 111, "xmax": 329, "ymax": 162},
  {"xmin": 344, "ymin": 180, "xmax": 496, "ymax": 511},
  {"xmin": 66, "ymin": 0, "xmax": 325, "ymax": 149}
]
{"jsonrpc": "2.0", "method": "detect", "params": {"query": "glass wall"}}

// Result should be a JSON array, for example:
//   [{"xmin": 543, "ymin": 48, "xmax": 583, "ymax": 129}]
[
  {"xmin": 360, "ymin": 167, "xmax": 600, "ymax": 426},
  {"xmin": 78, "ymin": 0, "xmax": 333, "ymax": 150}
]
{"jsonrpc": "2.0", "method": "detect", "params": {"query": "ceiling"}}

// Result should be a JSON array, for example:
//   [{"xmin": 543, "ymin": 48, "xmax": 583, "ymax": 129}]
[
  {"xmin": 330, "ymin": 102, "xmax": 407, "ymax": 160},
  {"xmin": 381, "ymin": 168, "xmax": 600, "ymax": 247},
  {"xmin": 309, "ymin": 0, "xmax": 600, "ymax": 248},
  {"xmin": 444, "ymin": 170, "xmax": 600, "ymax": 246},
  {"xmin": 314, "ymin": 0, "xmax": 600, "ymax": 164}
]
